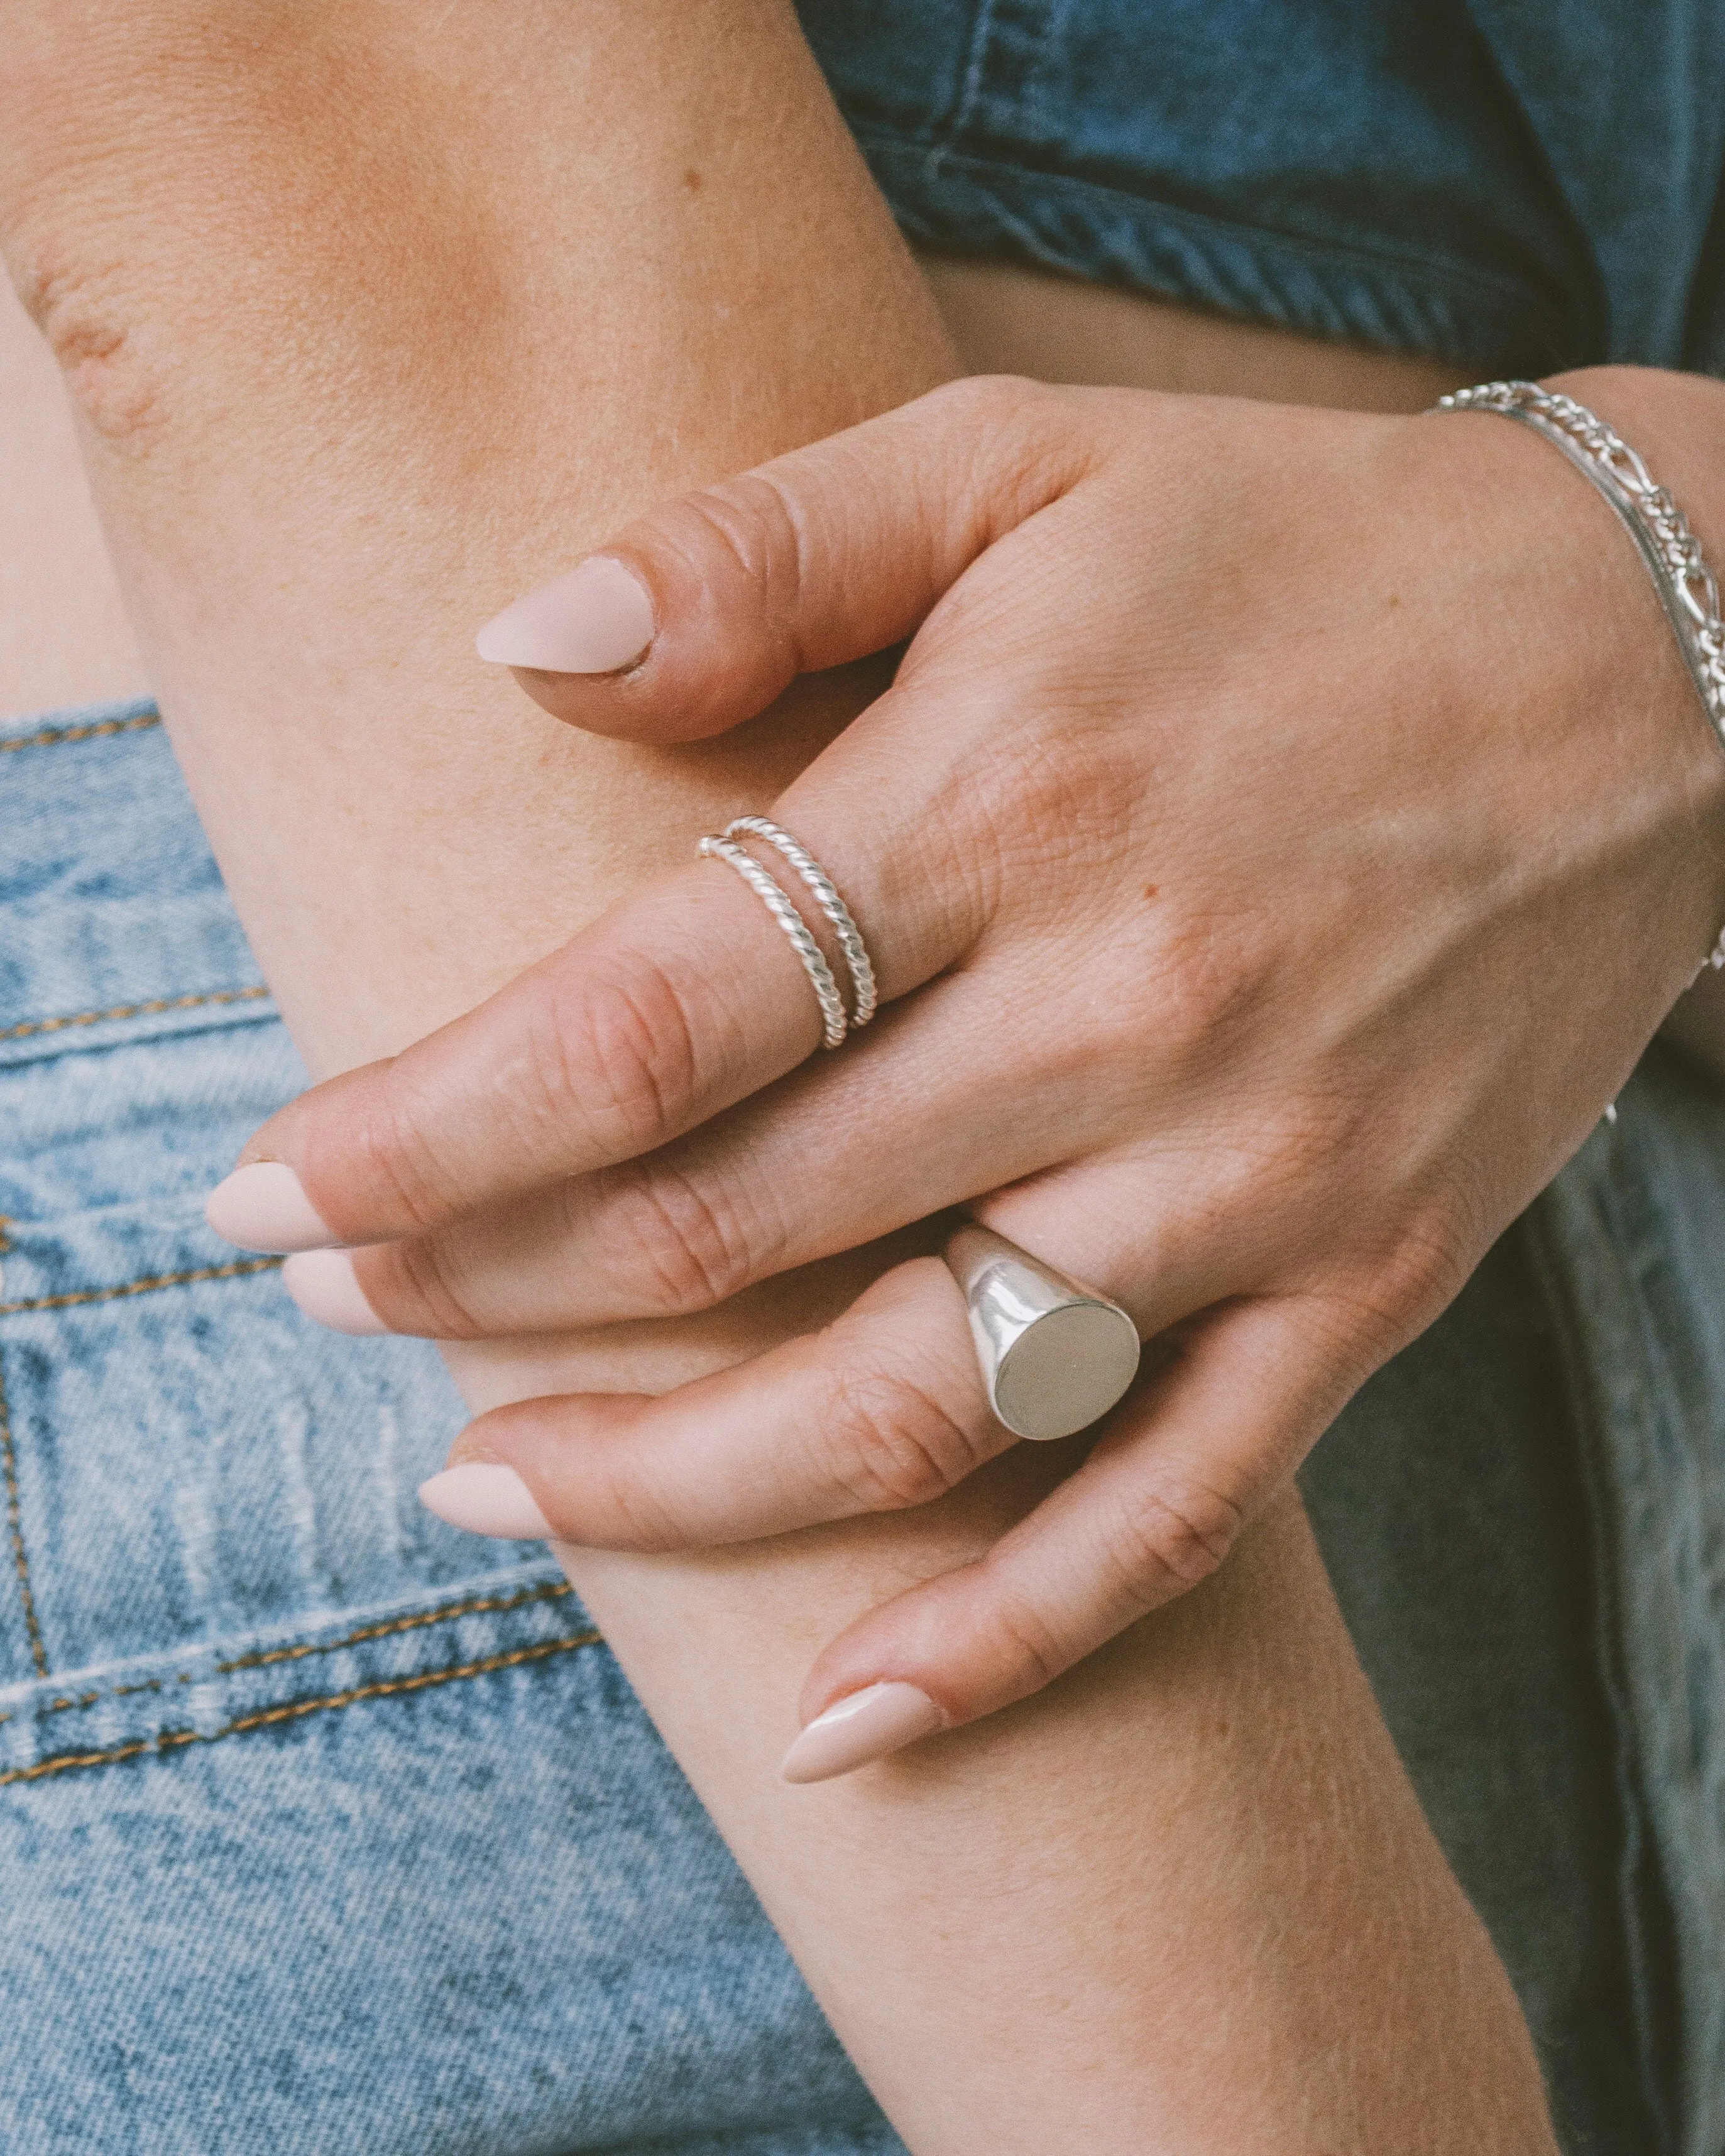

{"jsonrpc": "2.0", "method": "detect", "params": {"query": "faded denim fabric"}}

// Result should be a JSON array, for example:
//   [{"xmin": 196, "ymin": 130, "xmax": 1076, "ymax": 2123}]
[
  {"xmin": 801, "ymin": 0, "xmax": 1725, "ymax": 376},
  {"xmin": 0, "ymin": 700, "xmax": 906, "ymax": 2155}
]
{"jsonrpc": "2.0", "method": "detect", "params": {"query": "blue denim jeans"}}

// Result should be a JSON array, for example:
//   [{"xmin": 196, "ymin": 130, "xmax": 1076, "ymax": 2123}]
[
  {"xmin": 798, "ymin": 0, "xmax": 1725, "ymax": 378},
  {"xmin": 4, "ymin": 698, "xmax": 1724, "ymax": 2153},
  {"xmin": 0, "ymin": 701, "xmax": 905, "ymax": 2155}
]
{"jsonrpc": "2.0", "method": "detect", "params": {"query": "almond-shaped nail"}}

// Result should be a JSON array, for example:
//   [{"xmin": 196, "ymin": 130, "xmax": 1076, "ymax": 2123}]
[
  {"xmin": 282, "ymin": 1249, "xmax": 388, "ymax": 1335},
  {"xmin": 779, "ymin": 1682, "xmax": 946, "ymax": 1786},
  {"xmin": 205, "ymin": 1161, "xmax": 337, "ymax": 1254},
  {"xmin": 419, "ymin": 1463, "xmax": 552, "ymax": 1540},
  {"xmin": 475, "ymin": 556, "xmax": 655, "ymax": 674}
]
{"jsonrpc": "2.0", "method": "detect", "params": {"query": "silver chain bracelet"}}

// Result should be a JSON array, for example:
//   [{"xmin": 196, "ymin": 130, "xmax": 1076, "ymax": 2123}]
[{"xmin": 1437, "ymin": 379, "xmax": 1725, "ymax": 973}]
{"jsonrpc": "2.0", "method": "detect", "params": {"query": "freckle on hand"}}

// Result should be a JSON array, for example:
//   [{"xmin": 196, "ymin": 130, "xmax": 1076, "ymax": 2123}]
[{"xmin": 1143, "ymin": 884, "xmax": 1159, "ymax": 900}]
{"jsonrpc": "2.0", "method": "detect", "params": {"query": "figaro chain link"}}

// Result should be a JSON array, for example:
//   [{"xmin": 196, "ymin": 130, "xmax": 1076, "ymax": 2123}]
[{"xmin": 1437, "ymin": 379, "xmax": 1725, "ymax": 971}]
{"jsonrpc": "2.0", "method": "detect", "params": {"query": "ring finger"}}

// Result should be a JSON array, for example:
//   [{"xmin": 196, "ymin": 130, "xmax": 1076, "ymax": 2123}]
[{"xmin": 279, "ymin": 950, "xmax": 1168, "ymax": 1338}]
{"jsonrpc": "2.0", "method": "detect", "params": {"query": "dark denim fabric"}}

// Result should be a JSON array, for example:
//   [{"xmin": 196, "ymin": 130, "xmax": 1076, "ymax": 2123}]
[{"xmin": 799, "ymin": 0, "xmax": 1725, "ymax": 376}]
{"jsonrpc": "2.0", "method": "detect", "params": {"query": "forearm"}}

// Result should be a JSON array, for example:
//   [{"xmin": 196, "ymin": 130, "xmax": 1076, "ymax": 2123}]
[{"xmin": 0, "ymin": 7, "xmax": 1551, "ymax": 2147}]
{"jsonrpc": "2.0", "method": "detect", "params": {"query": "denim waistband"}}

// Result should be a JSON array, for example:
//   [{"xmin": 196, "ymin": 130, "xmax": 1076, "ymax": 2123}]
[{"xmin": 799, "ymin": 0, "xmax": 1725, "ymax": 376}]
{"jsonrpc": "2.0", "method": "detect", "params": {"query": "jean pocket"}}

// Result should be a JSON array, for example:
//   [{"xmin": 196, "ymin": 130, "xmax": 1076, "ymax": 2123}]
[
  {"xmin": 0, "ymin": 1558, "xmax": 586, "ymax": 1792},
  {"xmin": 0, "ymin": 1190, "xmax": 541, "ymax": 1698}
]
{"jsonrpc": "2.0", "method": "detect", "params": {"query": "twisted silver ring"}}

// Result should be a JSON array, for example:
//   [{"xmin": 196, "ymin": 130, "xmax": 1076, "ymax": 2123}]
[
  {"xmin": 723, "ymin": 817, "xmax": 877, "ymax": 1028},
  {"xmin": 697, "ymin": 818, "xmax": 878, "ymax": 1050},
  {"xmin": 697, "ymin": 834, "xmax": 850, "ymax": 1048}
]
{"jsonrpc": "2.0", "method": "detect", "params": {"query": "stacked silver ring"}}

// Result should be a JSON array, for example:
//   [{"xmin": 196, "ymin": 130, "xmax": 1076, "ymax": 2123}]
[{"xmin": 698, "ymin": 816, "xmax": 877, "ymax": 1048}]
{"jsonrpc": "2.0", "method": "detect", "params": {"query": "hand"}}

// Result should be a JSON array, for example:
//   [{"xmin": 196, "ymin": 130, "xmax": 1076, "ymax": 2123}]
[{"xmin": 207, "ymin": 369, "xmax": 1725, "ymax": 1776}]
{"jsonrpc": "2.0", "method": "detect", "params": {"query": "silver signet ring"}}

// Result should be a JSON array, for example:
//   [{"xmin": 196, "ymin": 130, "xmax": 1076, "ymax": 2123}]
[{"xmin": 941, "ymin": 1223, "xmax": 1141, "ymax": 1442}]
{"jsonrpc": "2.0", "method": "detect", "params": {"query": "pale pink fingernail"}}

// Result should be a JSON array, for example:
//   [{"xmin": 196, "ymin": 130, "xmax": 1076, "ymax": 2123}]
[
  {"xmin": 779, "ymin": 1682, "xmax": 946, "ymax": 1785},
  {"xmin": 419, "ymin": 1463, "xmax": 552, "ymax": 1540},
  {"xmin": 475, "ymin": 557, "xmax": 655, "ymax": 674},
  {"xmin": 205, "ymin": 1162, "xmax": 337, "ymax": 1254},
  {"xmin": 282, "ymin": 1249, "xmax": 388, "ymax": 1335}
]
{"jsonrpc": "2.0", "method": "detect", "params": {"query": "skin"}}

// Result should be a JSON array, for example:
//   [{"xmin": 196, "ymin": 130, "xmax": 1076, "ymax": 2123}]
[{"xmin": 1, "ymin": 2, "xmax": 1564, "ymax": 2146}]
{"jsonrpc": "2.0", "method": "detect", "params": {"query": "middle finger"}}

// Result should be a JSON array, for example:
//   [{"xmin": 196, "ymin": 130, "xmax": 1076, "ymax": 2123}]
[{"xmin": 283, "ymin": 960, "xmax": 1170, "ymax": 1338}]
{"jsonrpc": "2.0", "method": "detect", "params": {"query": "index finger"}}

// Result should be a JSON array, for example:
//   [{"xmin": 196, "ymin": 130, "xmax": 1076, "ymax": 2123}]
[{"xmin": 205, "ymin": 858, "xmax": 835, "ymax": 1252}]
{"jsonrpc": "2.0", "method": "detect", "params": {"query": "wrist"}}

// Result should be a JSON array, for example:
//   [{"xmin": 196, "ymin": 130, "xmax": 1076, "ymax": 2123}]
[
  {"xmin": 1551, "ymin": 369, "xmax": 1725, "ymax": 810},
  {"xmin": 1542, "ymin": 366, "xmax": 1725, "ymax": 973}
]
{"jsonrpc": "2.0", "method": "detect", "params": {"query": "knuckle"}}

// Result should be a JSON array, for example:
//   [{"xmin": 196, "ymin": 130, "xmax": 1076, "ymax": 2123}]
[
  {"xmin": 1145, "ymin": 921, "xmax": 1272, "ymax": 1072},
  {"xmin": 547, "ymin": 949, "xmax": 703, "ymax": 1158},
  {"xmin": 975, "ymin": 1574, "xmax": 1071, "ymax": 1694},
  {"xmin": 577, "ymin": 1450, "xmax": 690, "ymax": 1555},
  {"xmin": 369, "ymin": 1235, "xmax": 487, "ymax": 1342},
  {"xmin": 358, "ymin": 1059, "xmax": 483, "ymax": 1235},
  {"xmin": 926, "ymin": 370, "xmax": 1054, "ymax": 444},
  {"xmin": 924, "ymin": 373, "xmax": 1090, "ymax": 516},
  {"xmin": 664, "ymin": 476, "xmax": 808, "ymax": 667},
  {"xmin": 589, "ymin": 1158, "xmax": 777, "ymax": 1316},
  {"xmin": 819, "ymin": 1355, "xmax": 995, "ymax": 1513},
  {"xmin": 1105, "ymin": 1470, "xmax": 1247, "ymax": 1609},
  {"xmin": 1318, "ymin": 1213, "xmax": 1479, "ymax": 1355}
]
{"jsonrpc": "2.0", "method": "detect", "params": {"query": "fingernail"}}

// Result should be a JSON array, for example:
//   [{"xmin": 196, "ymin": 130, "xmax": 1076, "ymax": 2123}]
[
  {"xmin": 419, "ymin": 1463, "xmax": 552, "ymax": 1540},
  {"xmin": 779, "ymin": 1683, "xmax": 945, "ymax": 1786},
  {"xmin": 205, "ymin": 1161, "xmax": 337, "ymax": 1254},
  {"xmin": 282, "ymin": 1249, "xmax": 388, "ymax": 1335},
  {"xmin": 475, "ymin": 557, "xmax": 655, "ymax": 674}
]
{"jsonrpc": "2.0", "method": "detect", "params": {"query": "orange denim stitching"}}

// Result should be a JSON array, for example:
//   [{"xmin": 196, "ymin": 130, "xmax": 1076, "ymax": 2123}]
[
  {"xmin": 15, "ymin": 1580, "xmax": 575, "ymax": 1723},
  {"xmin": 0, "ymin": 1349, "xmax": 49, "ymax": 1680},
  {"xmin": 0, "ymin": 1629, "xmax": 602, "ymax": 1788},
  {"xmin": 0, "ymin": 985, "xmax": 270, "ymax": 1046},
  {"xmin": 216, "ymin": 1579, "xmax": 574, "ymax": 1674},
  {"xmin": 0, "ymin": 711, "xmax": 160, "ymax": 755},
  {"xmin": 0, "ymin": 1257, "xmax": 282, "ymax": 1320},
  {"xmin": 36, "ymin": 1673, "xmax": 194, "ymax": 1719}
]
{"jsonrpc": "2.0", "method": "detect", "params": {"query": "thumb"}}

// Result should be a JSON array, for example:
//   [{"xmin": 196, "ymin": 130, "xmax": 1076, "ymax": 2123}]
[{"xmin": 474, "ymin": 375, "xmax": 1088, "ymax": 742}]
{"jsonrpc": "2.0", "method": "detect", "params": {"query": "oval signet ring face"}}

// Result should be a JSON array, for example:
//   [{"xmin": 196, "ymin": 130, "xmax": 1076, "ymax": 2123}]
[{"xmin": 941, "ymin": 1223, "xmax": 1141, "ymax": 1442}]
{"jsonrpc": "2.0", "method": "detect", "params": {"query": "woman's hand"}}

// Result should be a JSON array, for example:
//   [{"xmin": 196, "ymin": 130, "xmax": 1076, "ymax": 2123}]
[{"xmin": 207, "ymin": 369, "xmax": 1725, "ymax": 1776}]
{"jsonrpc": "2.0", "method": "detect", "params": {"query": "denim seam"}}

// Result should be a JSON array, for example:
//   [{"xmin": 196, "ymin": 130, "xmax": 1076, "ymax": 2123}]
[
  {"xmin": 3, "ymin": 1577, "xmax": 576, "ymax": 1726},
  {"xmin": 0, "ymin": 1348, "xmax": 48, "ymax": 1680},
  {"xmin": 855, "ymin": 127, "xmax": 1569, "ymax": 329},
  {"xmin": 215, "ymin": 1577, "xmax": 574, "ymax": 1675},
  {"xmin": 0, "ymin": 1257, "xmax": 283, "ymax": 1319},
  {"xmin": 944, "ymin": 0, "xmax": 1002, "ymax": 147},
  {"xmin": 0, "ymin": 1629, "xmax": 603, "ymax": 1790},
  {"xmin": 0, "ymin": 710, "xmax": 161, "ymax": 755},
  {"xmin": 0, "ymin": 985, "xmax": 270, "ymax": 1046}
]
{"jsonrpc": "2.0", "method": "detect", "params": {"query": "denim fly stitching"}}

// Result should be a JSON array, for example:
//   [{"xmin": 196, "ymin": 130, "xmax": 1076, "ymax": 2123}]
[
  {"xmin": 0, "ymin": 1256, "xmax": 282, "ymax": 1319},
  {"xmin": 0, "ymin": 711, "xmax": 160, "ymax": 755},
  {"xmin": 0, "ymin": 1629, "xmax": 603, "ymax": 1788},
  {"xmin": 0, "ymin": 1348, "xmax": 49, "ymax": 1680},
  {"xmin": 0, "ymin": 985, "xmax": 269, "ymax": 1044}
]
